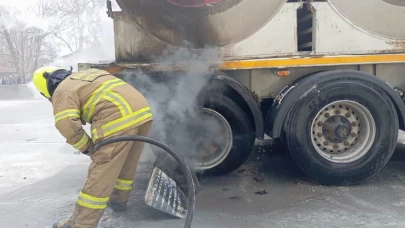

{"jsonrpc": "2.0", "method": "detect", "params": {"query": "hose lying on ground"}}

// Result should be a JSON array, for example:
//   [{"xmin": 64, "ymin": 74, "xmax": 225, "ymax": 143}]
[{"xmin": 94, "ymin": 135, "xmax": 196, "ymax": 228}]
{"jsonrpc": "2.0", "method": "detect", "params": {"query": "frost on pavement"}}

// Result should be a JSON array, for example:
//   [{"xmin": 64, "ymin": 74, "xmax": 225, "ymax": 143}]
[{"xmin": 0, "ymin": 99, "xmax": 89, "ymax": 193}]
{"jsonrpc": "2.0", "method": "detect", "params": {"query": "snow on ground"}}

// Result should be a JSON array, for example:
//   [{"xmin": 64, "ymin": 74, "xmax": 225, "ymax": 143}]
[
  {"xmin": 0, "ymin": 99, "xmax": 89, "ymax": 194},
  {"xmin": 0, "ymin": 99, "xmax": 41, "ymax": 108}
]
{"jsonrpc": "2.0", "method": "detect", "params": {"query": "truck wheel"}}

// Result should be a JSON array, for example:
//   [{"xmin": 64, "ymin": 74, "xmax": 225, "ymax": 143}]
[
  {"xmin": 285, "ymin": 80, "xmax": 399, "ymax": 185},
  {"xmin": 170, "ymin": 95, "xmax": 254, "ymax": 176}
]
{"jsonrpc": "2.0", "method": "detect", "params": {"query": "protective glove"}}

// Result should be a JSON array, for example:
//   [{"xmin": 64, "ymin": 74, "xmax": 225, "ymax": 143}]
[{"xmin": 80, "ymin": 141, "xmax": 95, "ymax": 156}]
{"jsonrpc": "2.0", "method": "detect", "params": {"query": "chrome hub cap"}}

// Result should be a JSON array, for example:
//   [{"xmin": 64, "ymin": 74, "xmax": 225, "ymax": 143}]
[
  {"xmin": 311, "ymin": 100, "xmax": 376, "ymax": 163},
  {"xmin": 170, "ymin": 108, "xmax": 233, "ymax": 171}
]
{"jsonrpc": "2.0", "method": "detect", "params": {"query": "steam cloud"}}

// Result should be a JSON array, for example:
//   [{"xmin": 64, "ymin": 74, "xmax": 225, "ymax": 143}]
[
  {"xmin": 121, "ymin": 45, "xmax": 223, "ymax": 166},
  {"xmin": 47, "ymin": 11, "xmax": 116, "ymax": 71}
]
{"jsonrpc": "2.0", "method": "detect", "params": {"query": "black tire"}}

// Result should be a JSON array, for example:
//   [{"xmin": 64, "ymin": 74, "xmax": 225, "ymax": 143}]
[
  {"xmin": 202, "ymin": 94, "xmax": 255, "ymax": 176},
  {"xmin": 285, "ymin": 77, "xmax": 399, "ymax": 185}
]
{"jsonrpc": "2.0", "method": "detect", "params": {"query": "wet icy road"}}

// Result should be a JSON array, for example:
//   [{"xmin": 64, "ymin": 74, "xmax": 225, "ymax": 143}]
[{"xmin": 2, "ymin": 99, "xmax": 405, "ymax": 228}]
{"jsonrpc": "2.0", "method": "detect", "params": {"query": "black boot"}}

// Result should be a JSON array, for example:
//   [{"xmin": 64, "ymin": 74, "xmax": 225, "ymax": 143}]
[
  {"xmin": 52, "ymin": 220, "xmax": 71, "ymax": 228},
  {"xmin": 108, "ymin": 201, "xmax": 127, "ymax": 212}
]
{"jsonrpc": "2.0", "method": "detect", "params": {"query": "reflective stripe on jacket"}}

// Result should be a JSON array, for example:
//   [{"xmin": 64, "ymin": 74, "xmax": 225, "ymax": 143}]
[{"xmin": 51, "ymin": 69, "xmax": 153, "ymax": 153}]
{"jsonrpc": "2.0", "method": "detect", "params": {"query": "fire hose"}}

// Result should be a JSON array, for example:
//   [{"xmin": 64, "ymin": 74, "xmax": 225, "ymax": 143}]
[{"xmin": 94, "ymin": 135, "xmax": 196, "ymax": 228}]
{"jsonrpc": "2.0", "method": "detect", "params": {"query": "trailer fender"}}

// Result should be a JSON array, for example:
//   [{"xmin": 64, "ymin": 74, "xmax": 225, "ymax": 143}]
[
  {"xmin": 211, "ymin": 74, "xmax": 265, "ymax": 140},
  {"xmin": 266, "ymin": 70, "xmax": 405, "ymax": 139}
]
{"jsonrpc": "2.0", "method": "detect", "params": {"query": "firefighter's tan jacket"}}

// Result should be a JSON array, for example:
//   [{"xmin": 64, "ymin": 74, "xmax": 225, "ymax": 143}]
[{"xmin": 51, "ymin": 69, "xmax": 153, "ymax": 154}]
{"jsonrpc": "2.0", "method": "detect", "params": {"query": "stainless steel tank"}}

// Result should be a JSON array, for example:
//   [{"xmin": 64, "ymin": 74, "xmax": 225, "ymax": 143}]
[
  {"xmin": 329, "ymin": 0, "xmax": 405, "ymax": 39},
  {"xmin": 115, "ymin": 0, "xmax": 288, "ymax": 48}
]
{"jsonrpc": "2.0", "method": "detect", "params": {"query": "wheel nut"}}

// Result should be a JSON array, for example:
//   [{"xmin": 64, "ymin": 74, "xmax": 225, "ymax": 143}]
[
  {"xmin": 335, "ymin": 110, "xmax": 341, "ymax": 115},
  {"xmin": 324, "ymin": 113, "xmax": 330, "ymax": 118},
  {"xmin": 351, "ymin": 132, "xmax": 357, "ymax": 137},
  {"xmin": 345, "ymin": 113, "xmax": 351, "ymax": 118},
  {"xmin": 333, "ymin": 144, "xmax": 339, "ymax": 149},
  {"xmin": 317, "ymin": 121, "xmax": 323, "ymax": 126},
  {"xmin": 344, "ymin": 141, "xmax": 350, "ymax": 146},
  {"xmin": 317, "ymin": 132, "xmax": 323, "ymax": 137},
  {"xmin": 323, "ymin": 141, "xmax": 329, "ymax": 146},
  {"xmin": 351, "ymin": 122, "xmax": 357, "ymax": 127}
]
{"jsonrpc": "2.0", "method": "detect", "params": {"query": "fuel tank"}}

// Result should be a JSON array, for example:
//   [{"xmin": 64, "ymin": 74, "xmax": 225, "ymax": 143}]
[
  {"xmin": 115, "ymin": 0, "xmax": 287, "ymax": 48},
  {"xmin": 329, "ymin": 0, "xmax": 405, "ymax": 39}
]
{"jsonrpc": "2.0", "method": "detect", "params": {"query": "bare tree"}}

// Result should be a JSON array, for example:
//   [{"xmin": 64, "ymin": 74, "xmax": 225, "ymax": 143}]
[
  {"xmin": 0, "ymin": 0, "xmax": 106, "ymax": 83},
  {"xmin": 53, "ymin": 0, "xmax": 105, "ymax": 54},
  {"xmin": 0, "ymin": 0, "xmax": 71, "ymax": 83}
]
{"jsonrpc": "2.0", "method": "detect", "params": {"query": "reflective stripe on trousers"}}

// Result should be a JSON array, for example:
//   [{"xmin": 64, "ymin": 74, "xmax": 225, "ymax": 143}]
[
  {"xmin": 77, "ymin": 191, "xmax": 109, "ymax": 210},
  {"xmin": 91, "ymin": 107, "xmax": 153, "ymax": 142},
  {"xmin": 114, "ymin": 179, "xmax": 134, "ymax": 191}
]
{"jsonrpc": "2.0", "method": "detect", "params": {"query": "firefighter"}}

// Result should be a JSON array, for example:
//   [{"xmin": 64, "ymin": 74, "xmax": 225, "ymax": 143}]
[{"xmin": 32, "ymin": 66, "xmax": 153, "ymax": 228}]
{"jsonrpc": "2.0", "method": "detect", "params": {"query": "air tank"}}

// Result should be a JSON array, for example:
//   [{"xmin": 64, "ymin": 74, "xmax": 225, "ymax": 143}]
[
  {"xmin": 115, "ymin": 0, "xmax": 288, "ymax": 48},
  {"xmin": 328, "ymin": 0, "xmax": 405, "ymax": 39}
]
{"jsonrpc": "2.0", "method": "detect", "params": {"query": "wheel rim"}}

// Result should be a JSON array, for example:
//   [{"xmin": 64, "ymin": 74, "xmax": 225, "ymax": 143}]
[
  {"xmin": 310, "ymin": 100, "xmax": 376, "ymax": 163},
  {"xmin": 171, "ymin": 108, "xmax": 233, "ymax": 170}
]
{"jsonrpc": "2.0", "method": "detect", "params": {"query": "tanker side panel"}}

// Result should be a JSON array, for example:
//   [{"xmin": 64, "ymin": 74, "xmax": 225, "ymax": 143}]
[
  {"xmin": 112, "ymin": 1, "xmax": 300, "ymax": 62},
  {"xmin": 112, "ymin": 1, "xmax": 405, "ymax": 63},
  {"xmin": 313, "ymin": 1, "xmax": 405, "ymax": 55},
  {"xmin": 113, "ymin": 12, "xmax": 169, "ymax": 62}
]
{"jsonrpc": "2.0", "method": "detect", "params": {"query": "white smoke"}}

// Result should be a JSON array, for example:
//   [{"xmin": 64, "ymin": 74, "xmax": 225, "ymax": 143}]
[
  {"xmin": 52, "ymin": 0, "xmax": 120, "ymax": 70},
  {"xmin": 26, "ymin": 81, "xmax": 43, "ymax": 99},
  {"xmin": 121, "ymin": 45, "xmax": 223, "ymax": 164}
]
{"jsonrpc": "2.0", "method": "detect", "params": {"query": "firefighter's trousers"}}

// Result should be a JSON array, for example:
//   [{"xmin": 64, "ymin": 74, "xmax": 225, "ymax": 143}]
[{"xmin": 67, "ymin": 121, "xmax": 152, "ymax": 228}]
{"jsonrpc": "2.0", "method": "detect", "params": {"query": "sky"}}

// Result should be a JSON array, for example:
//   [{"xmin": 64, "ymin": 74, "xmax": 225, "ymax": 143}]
[
  {"xmin": 0, "ymin": 0, "xmax": 39, "ymax": 7},
  {"xmin": 0, "ymin": 0, "xmax": 118, "ymax": 68}
]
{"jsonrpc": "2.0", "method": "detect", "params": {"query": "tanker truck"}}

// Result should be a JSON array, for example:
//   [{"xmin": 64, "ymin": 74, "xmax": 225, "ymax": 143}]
[{"xmin": 78, "ymin": 0, "xmax": 405, "ymax": 186}]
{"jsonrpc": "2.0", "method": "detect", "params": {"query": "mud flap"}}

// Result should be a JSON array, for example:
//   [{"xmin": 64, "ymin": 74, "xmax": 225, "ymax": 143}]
[
  {"xmin": 145, "ymin": 151, "xmax": 202, "ymax": 218},
  {"xmin": 152, "ymin": 152, "xmax": 202, "ymax": 194},
  {"xmin": 145, "ymin": 167, "xmax": 188, "ymax": 218}
]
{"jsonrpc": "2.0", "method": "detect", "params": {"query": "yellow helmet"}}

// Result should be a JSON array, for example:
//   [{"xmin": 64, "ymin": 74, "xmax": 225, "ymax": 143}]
[{"xmin": 32, "ymin": 66, "xmax": 61, "ymax": 98}]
